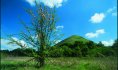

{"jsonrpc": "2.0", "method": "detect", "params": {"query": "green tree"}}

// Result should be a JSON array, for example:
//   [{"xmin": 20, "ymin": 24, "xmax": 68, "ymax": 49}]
[
  {"xmin": 111, "ymin": 39, "xmax": 118, "ymax": 55},
  {"xmin": 81, "ymin": 45, "xmax": 89, "ymax": 57},
  {"xmin": 62, "ymin": 45, "xmax": 72, "ymax": 56},
  {"xmin": 112, "ymin": 39, "xmax": 118, "ymax": 48},
  {"xmin": 8, "ymin": 2, "xmax": 58, "ymax": 67},
  {"xmin": 49, "ymin": 46, "xmax": 63, "ymax": 57},
  {"xmin": 97, "ymin": 41, "xmax": 104, "ymax": 47},
  {"xmin": 87, "ymin": 41, "xmax": 95, "ymax": 49},
  {"xmin": 72, "ymin": 46, "xmax": 82, "ymax": 57}
]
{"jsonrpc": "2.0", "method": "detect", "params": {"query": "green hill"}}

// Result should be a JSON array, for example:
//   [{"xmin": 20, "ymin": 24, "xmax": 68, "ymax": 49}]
[
  {"xmin": 56, "ymin": 35, "xmax": 94, "ymax": 47},
  {"xmin": 51, "ymin": 35, "xmax": 115, "ymax": 57}
]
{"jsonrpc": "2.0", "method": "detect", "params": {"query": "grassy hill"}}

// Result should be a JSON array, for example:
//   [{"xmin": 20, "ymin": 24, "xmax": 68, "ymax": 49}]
[
  {"xmin": 52, "ymin": 35, "xmax": 116, "ymax": 57},
  {"xmin": 56, "ymin": 35, "xmax": 94, "ymax": 47}
]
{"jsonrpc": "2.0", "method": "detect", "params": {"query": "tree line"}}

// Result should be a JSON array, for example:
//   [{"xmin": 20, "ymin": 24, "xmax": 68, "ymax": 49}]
[{"xmin": 1, "ymin": 39, "xmax": 117, "ymax": 57}]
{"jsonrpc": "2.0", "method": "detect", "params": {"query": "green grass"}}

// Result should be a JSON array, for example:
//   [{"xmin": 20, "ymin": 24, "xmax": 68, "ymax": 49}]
[{"xmin": 1, "ymin": 57, "xmax": 117, "ymax": 70}]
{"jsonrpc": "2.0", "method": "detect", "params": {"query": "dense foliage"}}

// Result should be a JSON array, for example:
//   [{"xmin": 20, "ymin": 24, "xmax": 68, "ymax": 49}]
[{"xmin": 1, "ymin": 36, "xmax": 117, "ymax": 57}]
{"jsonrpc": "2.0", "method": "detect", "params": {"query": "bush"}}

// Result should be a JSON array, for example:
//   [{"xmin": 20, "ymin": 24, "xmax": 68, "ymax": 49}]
[
  {"xmin": 62, "ymin": 45, "xmax": 72, "ymax": 57},
  {"xmin": 81, "ymin": 45, "xmax": 89, "ymax": 57},
  {"xmin": 48, "ymin": 46, "xmax": 64, "ymax": 57},
  {"xmin": 88, "ymin": 47, "xmax": 115, "ymax": 57},
  {"xmin": 72, "ymin": 46, "xmax": 82, "ymax": 57},
  {"xmin": 10, "ymin": 48, "xmax": 36, "ymax": 56},
  {"xmin": 1, "ymin": 52, "xmax": 9, "ymax": 58}
]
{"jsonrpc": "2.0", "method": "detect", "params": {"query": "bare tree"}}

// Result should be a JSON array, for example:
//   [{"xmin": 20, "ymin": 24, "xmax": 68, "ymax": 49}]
[{"xmin": 8, "ymin": 2, "xmax": 61, "ymax": 67}]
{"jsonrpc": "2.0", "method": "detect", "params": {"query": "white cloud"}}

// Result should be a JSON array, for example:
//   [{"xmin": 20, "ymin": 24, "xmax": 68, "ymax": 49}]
[
  {"xmin": 107, "ymin": 8, "xmax": 113, "ymax": 13},
  {"xmin": 85, "ymin": 29, "xmax": 105, "ymax": 38},
  {"xmin": 89, "ymin": 6, "xmax": 117, "ymax": 24},
  {"xmin": 112, "ymin": 12, "xmax": 117, "ymax": 16},
  {"xmin": 101, "ymin": 40, "xmax": 114, "ymax": 46},
  {"xmin": 89, "ymin": 13, "xmax": 105, "ymax": 23},
  {"xmin": 106, "ymin": 6, "xmax": 117, "ymax": 16},
  {"xmin": 1, "ymin": 39, "xmax": 19, "ymax": 50},
  {"xmin": 26, "ymin": 0, "xmax": 67, "ymax": 8},
  {"xmin": 12, "ymin": 37, "xmax": 26, "ymax": 46},
  {"xmin": 40, "ymin": 0, "xmax": 63, "ymax": 8},
  {"xmin": 54, "ymin": 40, "xmax": 61, "ymax": 44},
  {"xmin": 56, "ymin": 25, "xmax": 64, "ymax": 29},
  {"xmin": 1, "ymin": 37, "xmax": 27, "ymax": 50},
  {"xmin": 26, "ymin": 0, "xmax": 35, "ymax": 6},
  {"xmin": 107, "ymin": 7, "xmax": 116, "ymax": 13},
  {"xmin": 96, "ymin": 29, "xmax": 105, "ymax": 34},
  {"xmin": 85, "ymin": 32, "xmax": 97, "ymax": 38}
]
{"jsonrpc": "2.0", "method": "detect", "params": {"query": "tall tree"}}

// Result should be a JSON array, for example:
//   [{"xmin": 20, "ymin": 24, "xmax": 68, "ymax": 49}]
[
  {"xmin": 111, "ymin": 39, "xmax": 118, "ymax": 54},
  {"xmin": 8, "ymin": 2, "xmax": 59, "ymax": 67},
  {"xmin": 112, "ymin": 39, "xmax": 118, "ymax": 48},
  {"xmin": 97, "ymin": 41, "xmax": 104, "ymax": 47}
]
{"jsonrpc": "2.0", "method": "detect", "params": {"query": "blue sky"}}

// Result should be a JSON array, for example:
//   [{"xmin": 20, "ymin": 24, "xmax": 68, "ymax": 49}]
[{"xmin": 1, "ymin": 0, "xmax": 117, "ymax": 50}]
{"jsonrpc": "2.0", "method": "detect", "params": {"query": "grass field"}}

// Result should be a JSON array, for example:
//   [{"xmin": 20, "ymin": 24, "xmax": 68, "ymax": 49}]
[{"xmin": 1, "ymin": 57, "xmax": 117, "ymax": 70}]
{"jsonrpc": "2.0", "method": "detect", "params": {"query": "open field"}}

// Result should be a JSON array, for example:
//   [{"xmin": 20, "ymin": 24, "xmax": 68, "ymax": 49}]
[{"xmin": 1, "ymin": 57, "xmax": 117, "ymax": 70}]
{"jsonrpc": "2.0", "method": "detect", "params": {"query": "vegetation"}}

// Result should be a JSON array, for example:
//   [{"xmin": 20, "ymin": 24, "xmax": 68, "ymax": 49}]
[
  {"xmin": 6, "ymin": 1, "xmax": 61, "ymax": 67},
  {"xmin": 1, "ymin": 57, "xmax": 117, "ymax": 70},
  {"xmin": 1, "ymin": 34, "xmax": 117, "ymax": 70},
  {"xmin": 2, "ymin": 35, "xmax": 117, "ymax": 58},
  {"xmin": 1, "ymin": 0, "xmax": 117, "ymax": 69}
]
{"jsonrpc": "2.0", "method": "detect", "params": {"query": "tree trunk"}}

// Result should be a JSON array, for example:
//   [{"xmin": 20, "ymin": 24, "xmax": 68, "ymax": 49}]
[
  {"xmin": 37, "ymin": 33, "xmax": 46, "ymax": 67},
  {"xmin": 37, "ymin": 54, "xmax": 45, "ymax": 68},
  {"xmin": 39, "ymin": 56, "xmax": 45, "ymax": 67},
  {"xmin": 37, "ymin": 45, "xmax": 45, "ymax": 68}
]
